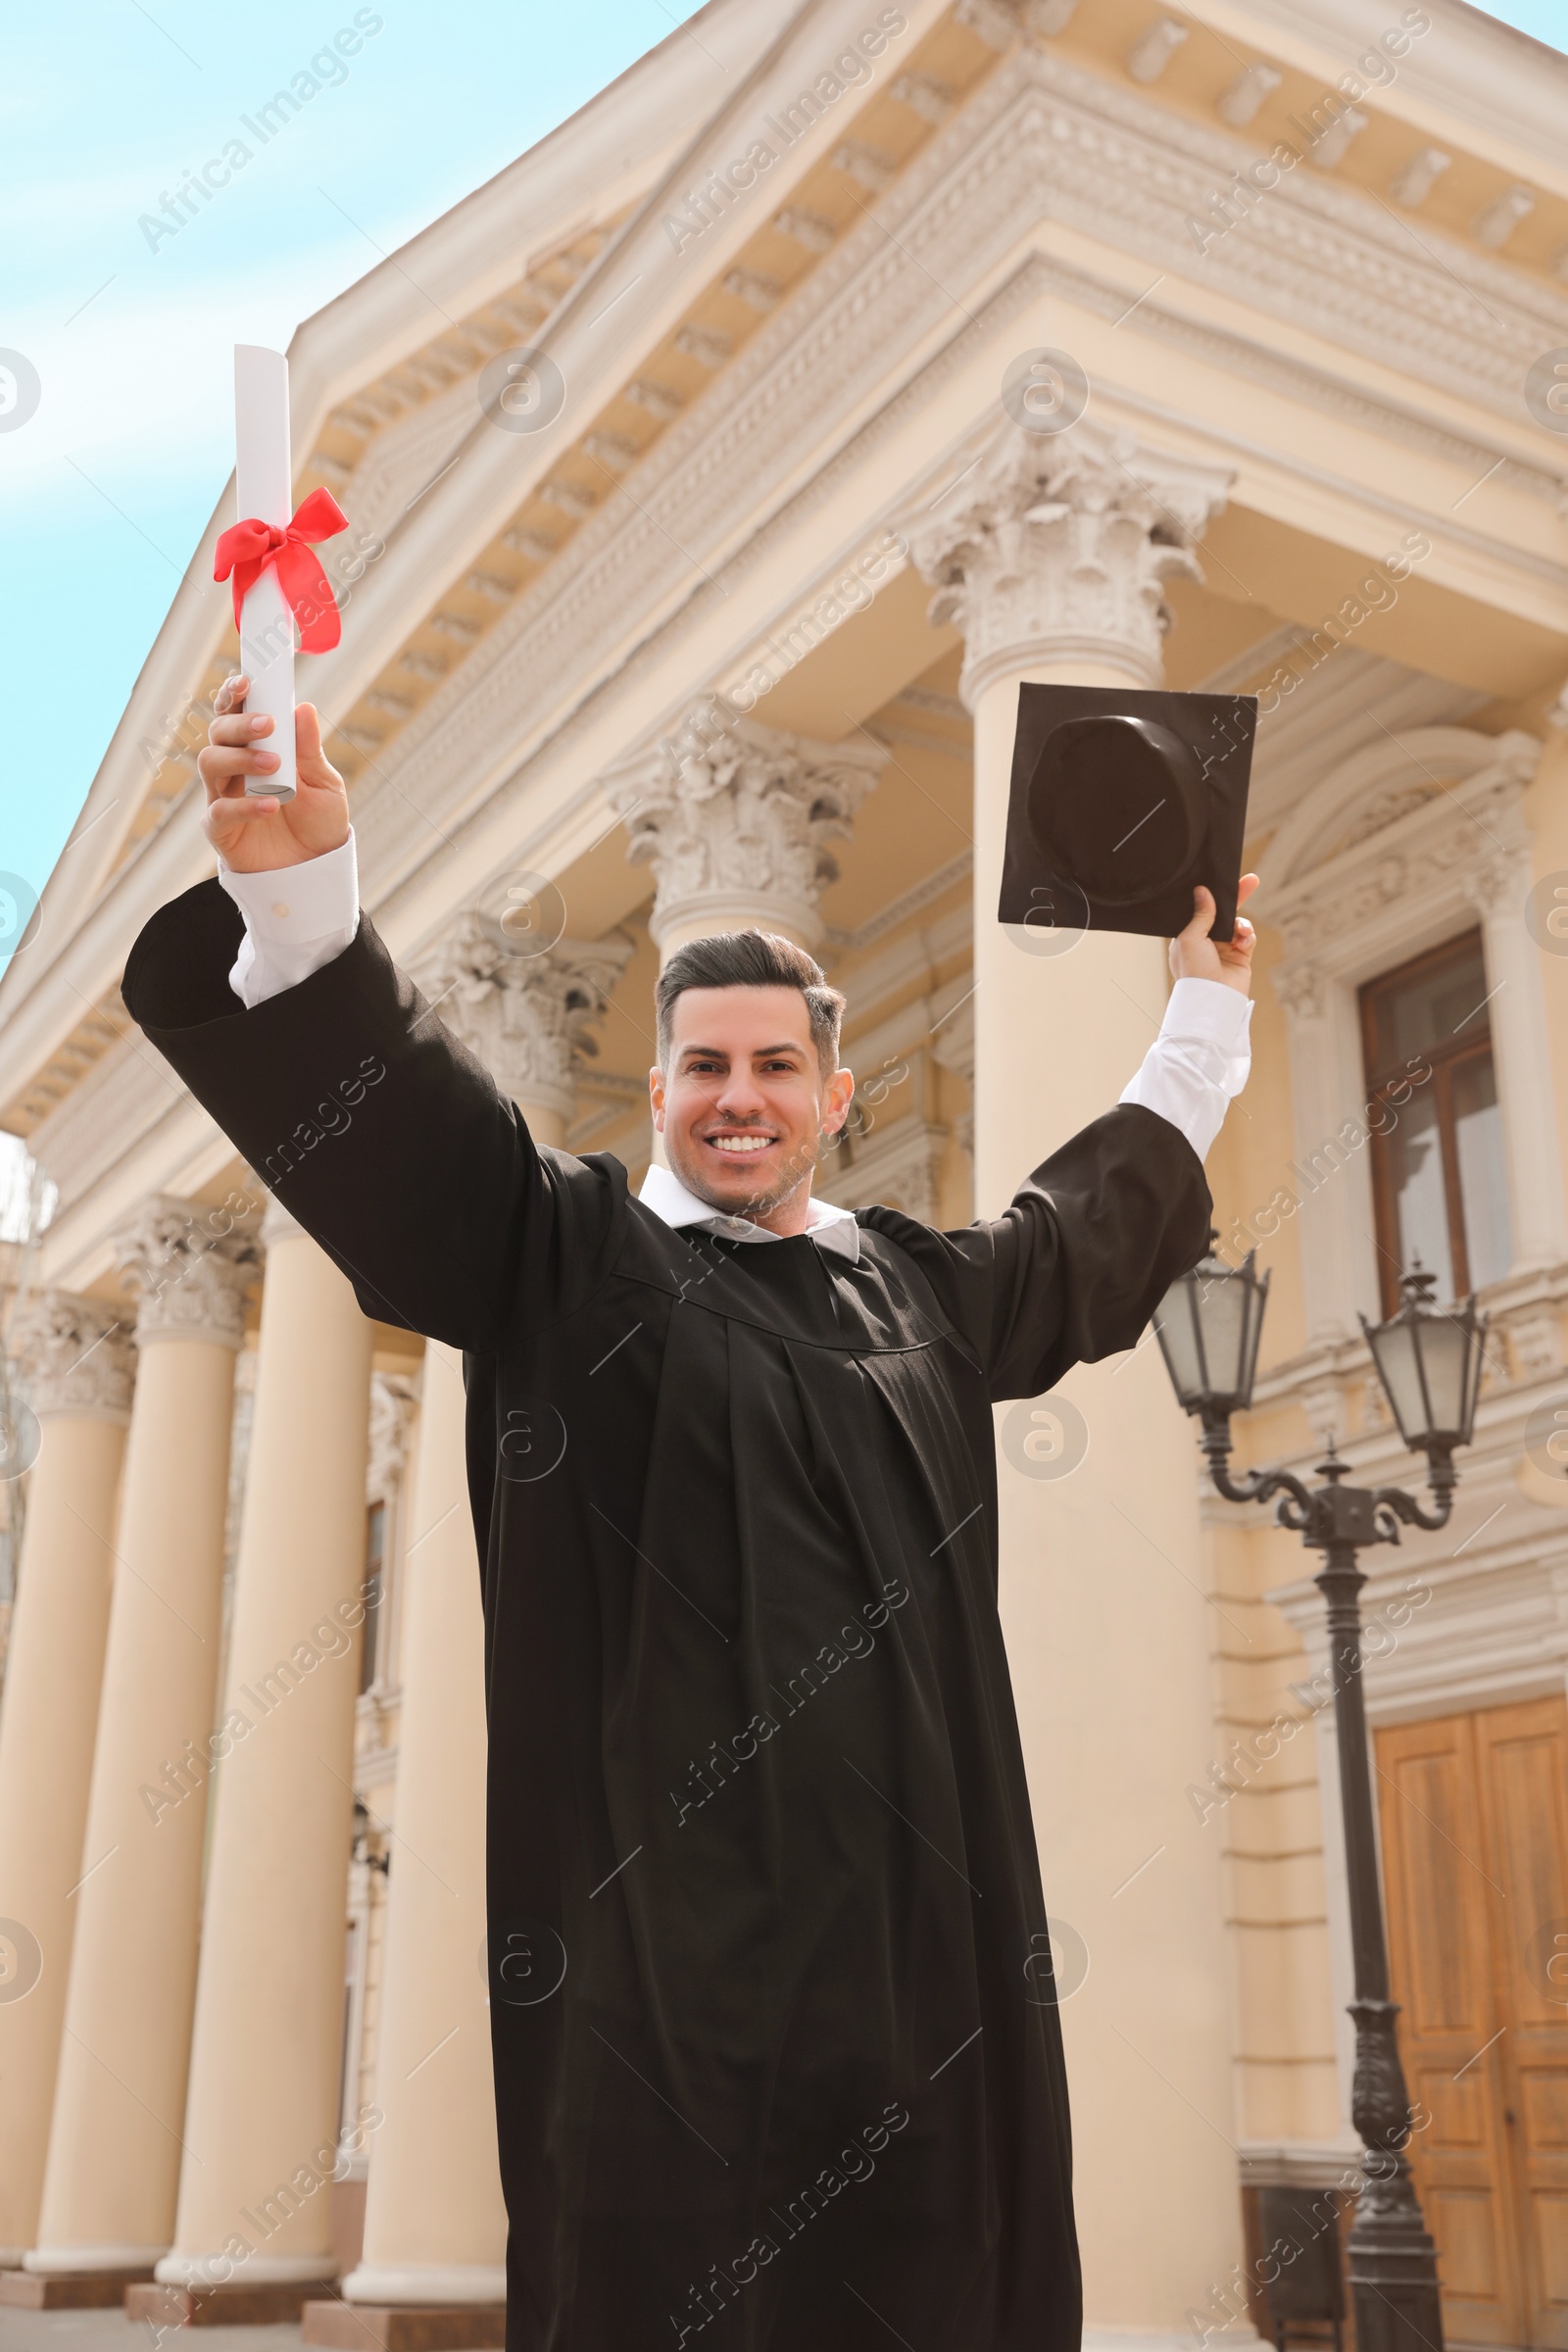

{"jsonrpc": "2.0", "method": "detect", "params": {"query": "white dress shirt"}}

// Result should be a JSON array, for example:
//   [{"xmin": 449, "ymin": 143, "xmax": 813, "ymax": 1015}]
[
  {"xmin": 637, "ymin": 1160, "xmax": 864, "ymax": 1261},
  {"xmin": 219, "ymin": 832, "xmax": 1252, "ymax": 1253}
]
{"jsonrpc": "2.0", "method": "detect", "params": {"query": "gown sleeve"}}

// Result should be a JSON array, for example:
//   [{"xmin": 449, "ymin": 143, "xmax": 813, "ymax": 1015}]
[
  {"xmin": 879, "ymin": 1103, "xmax": 1212, "ymax": 1402},
  {"xmin": 121, "ymin": 876, "xmax": 613, "ymax": 1351}
]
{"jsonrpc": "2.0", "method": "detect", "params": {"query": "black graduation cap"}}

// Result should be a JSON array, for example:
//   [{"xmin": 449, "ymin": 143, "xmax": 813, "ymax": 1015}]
[{"xmin": 997, "ymin": 685, "xmax": 1256, "ymax": 944}]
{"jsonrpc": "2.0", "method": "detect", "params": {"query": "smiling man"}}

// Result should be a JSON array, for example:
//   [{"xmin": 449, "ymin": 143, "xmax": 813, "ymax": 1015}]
[
  {"xmin": 641, "ymin": 929, "xmax": 857, "ymax": 1246},
  {"xmin": 122, "ymin": 682, "xmax": 1255, "ymax": 2352}
]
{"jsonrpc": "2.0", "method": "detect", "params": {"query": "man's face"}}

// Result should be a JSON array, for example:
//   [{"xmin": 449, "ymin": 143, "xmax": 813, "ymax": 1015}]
[{"xmin": 650, "ymin": 985, "xmax": 855, "ymax": 1225}]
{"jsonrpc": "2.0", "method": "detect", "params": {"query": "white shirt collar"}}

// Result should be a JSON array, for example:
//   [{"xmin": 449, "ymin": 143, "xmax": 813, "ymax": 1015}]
[{"xmin": 637, "ymin": 1160, "xmax": 861, "ymax": 1262}]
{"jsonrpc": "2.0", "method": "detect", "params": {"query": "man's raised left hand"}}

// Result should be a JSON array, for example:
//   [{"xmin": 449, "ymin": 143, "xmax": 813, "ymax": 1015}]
[{"xmin": 1169, "ymin": 873, "xmax": 1258, "ymax": 996}]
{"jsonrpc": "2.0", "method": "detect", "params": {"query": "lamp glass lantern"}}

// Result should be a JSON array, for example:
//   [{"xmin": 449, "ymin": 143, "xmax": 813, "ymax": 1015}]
[
  {"xmin": 1153, "ymin": 1237, "xmax": 1270, "ymax": 1422},
  {"xmin": 1360, "ymin": 1264, "xmax": 1487, "ymax": 1455}
]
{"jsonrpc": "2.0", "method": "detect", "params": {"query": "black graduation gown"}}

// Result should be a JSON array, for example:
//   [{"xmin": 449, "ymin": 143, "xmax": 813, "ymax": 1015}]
[{"xmin": 123, "ymin": 882, "xmax": 1211, "ymax": 2352}]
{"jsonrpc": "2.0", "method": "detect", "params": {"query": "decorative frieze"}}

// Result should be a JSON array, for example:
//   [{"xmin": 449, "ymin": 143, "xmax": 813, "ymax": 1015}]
[
  {"xmin": 115, "ymin": 1196, "xmax": 262, "ymax": 1350},
  {"xmin": 412, "ymin": 924, "xmax": 631, "ymax": 1122},
  {"xmin": 11, "ymin": 1289, "xmax": 136, "ymax": 1421},
  {"xmin": 605, "ymin": 710, "xmax": 886, "ymax": 950},
  {"xmin": 907, "ymin": 416, "xmax": 1231, "ymax": 706},
  {"xmin": 1266, "ymin": 754, "xmax": 1538, "ymax": 967}
]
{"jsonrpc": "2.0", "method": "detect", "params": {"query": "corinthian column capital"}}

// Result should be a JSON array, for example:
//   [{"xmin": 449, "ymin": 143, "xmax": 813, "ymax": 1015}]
[
  {"xmin": 413, "ymin": 924, "xmax": 632, "ymax": 1123},
  {"xmin": 10, "ymin": 1289, "xmax": 135, "ymax": 1421},
  {"xmin": 115, "ymin": 1196, "xmax": 262, "ymax": 1350},
  {"xmin": 605, "ymin": 709, "xmax": 886, "ymax": 952},
  {"xmin": 907, "ymin": 418, "xmax": 1233, "ymax": 707}
]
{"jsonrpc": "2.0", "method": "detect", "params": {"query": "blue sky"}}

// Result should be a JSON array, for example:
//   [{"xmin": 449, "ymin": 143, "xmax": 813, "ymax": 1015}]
[
  {"xmin": 1, "ymin": 0, "xmax": 1563, "ymax": 919},
  {"xmin": 0, "ymin": 0, "xmax": 710, "ymax": 921}
]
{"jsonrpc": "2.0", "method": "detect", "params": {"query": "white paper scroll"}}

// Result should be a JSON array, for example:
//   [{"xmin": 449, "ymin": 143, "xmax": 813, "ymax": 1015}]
[{"xmin": 233, "ymin": 344, "xmax": 297, "ymax": 801}]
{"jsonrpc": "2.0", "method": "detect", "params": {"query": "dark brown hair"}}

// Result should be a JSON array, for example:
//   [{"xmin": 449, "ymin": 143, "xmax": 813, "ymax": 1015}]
[{"xmin": 655, "ymin": 930, "xmax": 846, "ymax": 1074}]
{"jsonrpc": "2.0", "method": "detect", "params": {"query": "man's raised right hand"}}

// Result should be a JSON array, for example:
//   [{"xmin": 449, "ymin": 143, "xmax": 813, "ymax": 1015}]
[{"xmin": 198, "ymin": 673, "xmax": 351, "ymax": 871}]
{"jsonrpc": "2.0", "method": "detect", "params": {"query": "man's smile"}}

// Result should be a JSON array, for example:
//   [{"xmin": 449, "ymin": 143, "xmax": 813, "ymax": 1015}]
[{"xmin": 704, "ymin": 1129, "xmax": 778, "ymax": 1157}]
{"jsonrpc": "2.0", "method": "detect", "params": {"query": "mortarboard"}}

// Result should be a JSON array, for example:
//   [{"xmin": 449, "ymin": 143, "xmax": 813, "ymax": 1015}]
[{"xmin": 998, "ymin": 685, "xmax": 1256, "ymax": 944}]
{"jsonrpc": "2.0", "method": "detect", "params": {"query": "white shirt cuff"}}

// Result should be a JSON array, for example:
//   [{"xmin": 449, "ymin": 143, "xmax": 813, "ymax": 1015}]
[
  {"xmin": 1119, "ymin": 976, "xmax": 1252, "ymax": 1161},
  {"xmin": 218, "ymin": 831, "xmax": 361, "ymax": 1008}
]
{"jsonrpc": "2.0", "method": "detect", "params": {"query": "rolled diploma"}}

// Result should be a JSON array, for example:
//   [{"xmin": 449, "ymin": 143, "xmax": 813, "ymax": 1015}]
[{"xmin": 234, "ymin": 344, "xmax": 297, "ymax": 800}]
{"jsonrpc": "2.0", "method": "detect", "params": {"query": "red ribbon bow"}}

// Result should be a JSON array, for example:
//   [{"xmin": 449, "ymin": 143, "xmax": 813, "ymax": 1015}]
[{"xmin": 214, "ymin": 486, "xmax": 350, "ymax": 655}]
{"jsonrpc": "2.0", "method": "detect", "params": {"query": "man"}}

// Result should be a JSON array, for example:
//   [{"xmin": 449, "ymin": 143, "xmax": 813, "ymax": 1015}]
[{"xmin": 124, "ymin": 681, "xmax": 1256, "ymax": 2352}]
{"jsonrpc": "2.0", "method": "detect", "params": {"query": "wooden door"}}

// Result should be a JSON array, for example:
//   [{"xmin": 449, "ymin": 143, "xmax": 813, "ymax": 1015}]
[
  {"xmin": 1377, "ymin": 1695, "xmax": 1568, "ymax": 2350},
  {"xmin": 1474, "ymin": 1700, "xmax": 1568, "ymax": 2345}
]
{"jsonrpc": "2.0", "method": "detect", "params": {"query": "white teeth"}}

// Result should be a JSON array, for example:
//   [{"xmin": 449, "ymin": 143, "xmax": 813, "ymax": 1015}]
[{"xmin": 710, "ymin": 1135, "xmax": 771, "ymax": 1152}]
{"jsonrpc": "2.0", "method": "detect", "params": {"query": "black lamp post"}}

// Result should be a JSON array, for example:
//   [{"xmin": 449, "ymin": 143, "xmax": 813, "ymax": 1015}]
[{"xmin": 1154, "ymin": 1243, "xmax": 1489, "ymax": 2352}]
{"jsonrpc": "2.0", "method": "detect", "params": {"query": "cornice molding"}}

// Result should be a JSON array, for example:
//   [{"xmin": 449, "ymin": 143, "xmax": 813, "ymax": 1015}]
[
  {"xmin": 27, "ymin": 1030, "xmax": 196, "ymax": 1215},
  {"xmin": 1021, "ymin": 45, "xmax": 1568, "ymax": 416},
  {"xmin": 345, "ymin": 40, "xmax": 1568, "ymax": 893},
  {"xmin": 1170, "ymin": 0, "xmax": 1568, "ymax": 193}
]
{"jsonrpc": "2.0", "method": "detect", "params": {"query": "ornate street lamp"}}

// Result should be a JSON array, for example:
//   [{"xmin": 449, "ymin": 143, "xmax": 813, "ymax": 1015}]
[{"xmin": 1154, "ymin": 1243, "xmax": 1488, "ymax": 2352}]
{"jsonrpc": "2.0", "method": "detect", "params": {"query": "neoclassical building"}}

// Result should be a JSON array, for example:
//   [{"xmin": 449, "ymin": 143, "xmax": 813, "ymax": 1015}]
[{"xmin": 3, "ymin": 0, "xmax": 1568, "ymax": 2343}]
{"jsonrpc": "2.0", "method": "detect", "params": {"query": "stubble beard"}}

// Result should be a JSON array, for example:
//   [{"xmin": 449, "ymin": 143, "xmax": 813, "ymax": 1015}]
[{"xmin": 675, "ymin": 1126, "xmax": 823, "ymax": 1222}]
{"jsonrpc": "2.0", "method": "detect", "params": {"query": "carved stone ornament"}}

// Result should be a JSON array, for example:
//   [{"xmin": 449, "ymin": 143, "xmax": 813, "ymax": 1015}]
[
  {"xmin": 1270, "ymin": 769, "xmax": 1535, "ymax": 974},
  {"xmin": 605, "ymin": 710, "xmax": 886, "ymax": 951},
  {"xmin": 368, "ymin": 1372, "xmax": 418, "ymax": 1502},
  {"xmin": 11, "ymin": 1288, "xmax": 136, "ymax": 1421},
  {"xmin": 413, "ymin": 925, "xmax": 632, "ymax": 1122},
  {"xmin": 906, "ymin": 417, "xmax": 1231, "ymax": 708},
  {"xmin": 1272, "ymin": 962, "xmax": 1325, "ymax": 1024},
  {"xmin": 1460, "ymin": 843, "xmax": 1530, "ymax": 914},
  {"xmin": 115, "ymin": 1195, "xmax": 263, "ymax": 1350}
]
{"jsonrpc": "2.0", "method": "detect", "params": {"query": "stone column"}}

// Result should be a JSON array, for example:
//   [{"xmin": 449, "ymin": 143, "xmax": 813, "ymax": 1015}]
[
  {"xmin": 911, "ymin": 418, "xmax": 1254, "ymax": 2344},
  {"xmin": 22, "ymin": 1204, "xmax": 260, "ymax": 2297},
  {"xmin": 323, "ymin": 1343, "xmax": 508, "ymax": 2336},
  {"xmin": 0, "ymin": 1296, "xmax": 133, "ymax": 2276},
  {"xmin": 303, "ymin": 934, "xmax": 625, "ymax": 2346},
  {"xmin": 150, "ymin": 1201, "xmax": 372, "ymax": 2319},
  {"xmin": 1269, "ymin": 959, "xmax": 1357, "ymax": 1349},
  {"xmin": 606, "ymin": 708, "xmax": 885, "ymax": 959},
  {"xmin": 1462, "ymin": 823, "xmax": 1568, "ymax": 1277}
]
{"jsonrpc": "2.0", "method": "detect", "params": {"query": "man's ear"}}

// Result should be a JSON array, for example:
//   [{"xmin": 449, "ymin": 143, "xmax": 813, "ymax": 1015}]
[
  {"xmin": 649, "ymin": 1063, "xmax": 666, "ymax": 1134},
  {"xmin": 820, "ymin": 1065, "xmax": 855, "ymax": 1136}
]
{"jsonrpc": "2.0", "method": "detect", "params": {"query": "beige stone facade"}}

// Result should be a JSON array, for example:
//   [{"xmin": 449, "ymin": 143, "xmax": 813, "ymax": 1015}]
[{"xmin": 3, "ymin": 0, "xmax": 1568, "ymax": 2340}]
